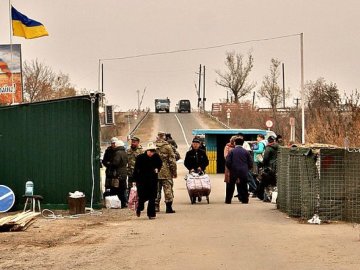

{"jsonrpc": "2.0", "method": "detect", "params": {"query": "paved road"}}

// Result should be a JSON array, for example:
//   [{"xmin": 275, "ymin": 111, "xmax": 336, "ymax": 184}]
[
  {"xmin": 101, "ymin": 112, "xmax": 360, "ymax": 269},
  {"xmin": 155, "ymin": 112, "xmax": 204, "ymax": 148},
  {"xmin": 115, "ymin": 112, "xmax": 360, "ymax": 270}
]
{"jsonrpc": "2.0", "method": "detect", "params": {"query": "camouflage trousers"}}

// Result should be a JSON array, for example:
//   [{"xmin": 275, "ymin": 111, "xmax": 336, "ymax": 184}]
[{"xmin": 156, "ymin": 178, "xmax": 174, "ymax": 204}]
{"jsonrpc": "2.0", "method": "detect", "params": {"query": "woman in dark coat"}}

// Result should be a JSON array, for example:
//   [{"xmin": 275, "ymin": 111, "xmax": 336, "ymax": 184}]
[
  {"xmin": 133, "ymin": 142, "xmax": 163, "ymax": 219},
  {"xmin": 102, "ymin": 138, "xmax": 128, "ymax": 208}
]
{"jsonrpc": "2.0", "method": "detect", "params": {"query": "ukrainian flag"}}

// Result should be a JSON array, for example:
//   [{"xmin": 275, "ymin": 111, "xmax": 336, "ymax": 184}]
[{"xmin": 11, "ymin": 6, "xmax": 48, "ymax": 39}]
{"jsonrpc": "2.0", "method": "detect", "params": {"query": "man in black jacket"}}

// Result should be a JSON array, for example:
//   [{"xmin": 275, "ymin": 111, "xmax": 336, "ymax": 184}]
[
  {"xmin": 184, "ymin": 138, "xmax": 209, "ymax": 174},
  {"xmin": 184, "ymin": 138, "xmax": 209, "ymax": 203}
]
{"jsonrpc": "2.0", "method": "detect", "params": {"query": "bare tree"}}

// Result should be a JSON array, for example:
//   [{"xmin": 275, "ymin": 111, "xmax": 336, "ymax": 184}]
[
  {"xmin": 215, "ymin": 51, "xmax": 256, "ymax": 103},
  {"xmin": 305, "ymin": 78, "xmax": 342, "ymax": 144},
  {"xmin": 306, "ymin": 77, "xmax": 340, "ymax": 110},
  {"xmin": 52, "ymin": 72, "xmax": 76, "ymax": 99},
  {"xmin": 23, "ymin": 59, "xmax": 76, "ymax": 102},
  {"xmin": 258, "ymin": 58, "xmax": 284, "ymax": 111},
  {"xmin": 23, "ymin": 60, "xmax": 55, "ymax": 102}
]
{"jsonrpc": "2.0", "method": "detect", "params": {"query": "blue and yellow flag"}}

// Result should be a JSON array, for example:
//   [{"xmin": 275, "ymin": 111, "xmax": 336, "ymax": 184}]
[{"xmin": 11, "ymin": 6, "xmax": 48, "ymax": 39}]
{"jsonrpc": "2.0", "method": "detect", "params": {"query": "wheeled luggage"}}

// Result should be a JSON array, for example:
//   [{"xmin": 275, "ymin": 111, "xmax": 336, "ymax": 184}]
[{"xmin": 185, "ymin": 173, "xmax": 211, "ymax": 204}]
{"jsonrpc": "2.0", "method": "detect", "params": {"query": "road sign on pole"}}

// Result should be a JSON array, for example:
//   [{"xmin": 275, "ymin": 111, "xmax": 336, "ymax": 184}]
[
  {"xmin": 0, "ymin": 185, "xmax": 15, "ymax": 213},
  {"xmin": 265, "ymin": 119, "xmax": 273, "ymax": 129}
]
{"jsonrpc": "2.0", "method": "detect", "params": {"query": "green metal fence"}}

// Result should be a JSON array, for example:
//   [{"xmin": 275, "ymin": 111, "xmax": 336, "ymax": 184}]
[{"xmin": 0, "ymin": 95, "xmax": 101, "ymax": 210}]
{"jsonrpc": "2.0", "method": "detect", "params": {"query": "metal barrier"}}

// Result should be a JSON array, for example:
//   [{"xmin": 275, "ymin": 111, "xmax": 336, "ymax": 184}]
[{"xmin": 277, "ymin": 147, "xmax": 360, "ymax": 222}]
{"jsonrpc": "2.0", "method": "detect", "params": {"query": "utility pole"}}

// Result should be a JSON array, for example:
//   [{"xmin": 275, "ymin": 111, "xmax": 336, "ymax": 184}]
[
  {"xmin": 252, "ymin": 91, "xmax": 256, "ymax": 109},
  {"xmin": 198, "ymin": 64, "xmax": 202, "ymax": 109},
  {"xmin": 202, "ymin": 65, "xmax": 206, "ymax": 111},
  {"xmin": 293, "ymin": 98, "xmax": 300, "ymax": 109},
  {"xmin": 136, "ymin": 89, "xmax": 140, "ymax": 111},
  {"xmin": 300, "ymin": 32, "xmax": 305, "ymax": 144},
  {"xmin": 282, "ymin": 63, "xmax": 285, "ymax": 108},
  {"xmin": 101, "ymin": 63, "xmax": 104, "ymax": 107}
]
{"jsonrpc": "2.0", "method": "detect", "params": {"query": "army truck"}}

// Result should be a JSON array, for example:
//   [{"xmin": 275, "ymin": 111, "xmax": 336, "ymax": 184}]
[
  {"xmin": 177, "ymin": 99, "xmax": 191, "ymax": 113},
  {"xmin": 155, "ymin": 98, "xmax": 170, "ymax": 113}
]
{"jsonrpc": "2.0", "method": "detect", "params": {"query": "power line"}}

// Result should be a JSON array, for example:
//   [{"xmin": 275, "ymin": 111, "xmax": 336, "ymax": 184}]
[{"xmin": 100, "ymin": 33, "xmax": 300, "ymax": 62}]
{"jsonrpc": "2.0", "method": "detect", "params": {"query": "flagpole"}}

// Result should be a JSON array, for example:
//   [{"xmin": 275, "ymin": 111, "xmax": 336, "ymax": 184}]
[{"xmin": 8, "ymin": 0, "xmax": 15, "ymax": 104}]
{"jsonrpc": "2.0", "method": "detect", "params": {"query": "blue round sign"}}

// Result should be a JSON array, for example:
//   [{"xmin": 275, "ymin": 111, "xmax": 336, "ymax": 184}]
[{"xmin": 0, "ymin": 185, "xmax": 15, "ymax": 213}]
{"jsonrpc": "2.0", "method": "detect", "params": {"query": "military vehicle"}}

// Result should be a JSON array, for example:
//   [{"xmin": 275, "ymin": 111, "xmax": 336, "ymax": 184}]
[
  {"xmin": 155, "ymin": 98, "xmax": 170, "ymax": 113},
  {"xmin": 177, "ymin": 99, "xmax": 191, "ymax": 113}
]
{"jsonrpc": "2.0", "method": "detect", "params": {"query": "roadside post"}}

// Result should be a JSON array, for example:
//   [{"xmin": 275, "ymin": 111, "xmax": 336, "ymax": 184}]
[
  {"xmin": 289, "ymin": 117, "xmax": 296, "ymax": 142},
  {"xmin": 226, "ymin": 108, "xmax": 231, "ymax": 127}
]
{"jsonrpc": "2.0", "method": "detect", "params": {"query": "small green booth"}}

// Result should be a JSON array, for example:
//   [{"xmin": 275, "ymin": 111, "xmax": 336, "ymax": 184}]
[{"xmin": 192, "ymin": 129, "xmax": 276, "ymax": 174}]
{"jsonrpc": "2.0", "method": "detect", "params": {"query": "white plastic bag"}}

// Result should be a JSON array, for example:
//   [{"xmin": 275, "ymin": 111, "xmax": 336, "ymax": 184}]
[
  {"xmin": 271, "ymin": 190, "xmax": 278, "ymax": 204},
  {"xmin": 105, "ymin": 195, "xmax": 121, "ymax": 209}
]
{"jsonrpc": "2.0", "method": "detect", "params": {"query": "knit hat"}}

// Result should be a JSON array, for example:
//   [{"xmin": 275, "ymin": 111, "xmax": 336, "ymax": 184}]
[
  {"xmin": 115, "ymin": 140, "xmax": 125, "ymax": 147},
  {"xmin": 111, "ymin": 137, "xmax": 119, "ymax": 144}
]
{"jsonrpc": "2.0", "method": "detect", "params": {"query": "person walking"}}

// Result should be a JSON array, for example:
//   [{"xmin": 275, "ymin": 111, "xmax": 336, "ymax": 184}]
[
  {"xmin": 155, "ymin": 131, "xmax": 177, "ymax": 214},
  {"xmin": 102, "ymin": 137, "xmax": 128, "ymax": 208},
  {"xmin": 126, "ymin": 136, "xmax": 143, "ymax": 196},
  {"xmin": 225, "ymin": 137, "xmax": 253, "ymax": 204},
  {"xmin": 133, "ymin": 142, "xmax": 162, "ymax": 219},
  {"xmin": 184, "ymin": 137, "xmax": 209, "ymax": 203}
]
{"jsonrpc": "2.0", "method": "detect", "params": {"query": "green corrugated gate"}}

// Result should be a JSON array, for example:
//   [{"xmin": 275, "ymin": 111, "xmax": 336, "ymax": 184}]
[{"xmin": 0, "ymin": 95, "xmax": 101, "ymax": 209}]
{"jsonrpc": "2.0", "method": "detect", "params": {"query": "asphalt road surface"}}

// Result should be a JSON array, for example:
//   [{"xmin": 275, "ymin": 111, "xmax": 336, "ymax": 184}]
[
  {"xmin": 115, "ymin": 112, "xmax": 360, "ymax": 270},
  {"xmin": 3, "ymin": 112, "xmax": 358, "ymax": 270}
]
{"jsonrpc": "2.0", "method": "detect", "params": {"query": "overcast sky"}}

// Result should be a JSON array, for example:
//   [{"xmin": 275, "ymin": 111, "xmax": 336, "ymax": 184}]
[{"xmin": 1, "ymin": 1, "xmax": 359, "ymax": 111}]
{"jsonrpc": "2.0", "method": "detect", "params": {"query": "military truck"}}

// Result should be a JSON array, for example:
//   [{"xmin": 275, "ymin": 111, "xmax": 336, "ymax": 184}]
[
  {"xmin": 155, "ymin": 98, "xmax": 170, "ymax": 113},
  {"xmin": 177, "ymin": 99, "xmax": 191, "ymax": 113}
]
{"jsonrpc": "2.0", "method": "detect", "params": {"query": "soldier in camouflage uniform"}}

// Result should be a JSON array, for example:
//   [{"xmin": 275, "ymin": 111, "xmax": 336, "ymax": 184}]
[
  {"xmin": 127, "ymin": 136, "xmax": 143, "ymax": 195},
  {"xmin": 155, "ymin": 131, "xmax": 177, "ymax": 213}
]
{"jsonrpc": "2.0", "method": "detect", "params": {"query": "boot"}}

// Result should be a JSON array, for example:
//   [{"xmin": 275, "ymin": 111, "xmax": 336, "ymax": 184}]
[
  {"xmin": 155, "ymin": 203, "xmax": 160, "ymax": 212},
  {"xmin": 165, "ymin": 202, "xmax": 176, "ymax": 213}
]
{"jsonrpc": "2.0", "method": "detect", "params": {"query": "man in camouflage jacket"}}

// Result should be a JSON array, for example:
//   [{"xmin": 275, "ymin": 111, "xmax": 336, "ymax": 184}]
[
  {"xmin": 155, "ymin": 131, "xmax": 177, "ymax": 213},
  {"xmin": 127, "ymin": 136, "xmax": 143, "ymax": 195}
]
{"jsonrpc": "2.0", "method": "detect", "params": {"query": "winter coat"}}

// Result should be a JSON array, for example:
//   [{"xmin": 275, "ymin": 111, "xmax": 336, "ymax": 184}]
[
  {"xmin": 224, "ymin": 142, "xmax": 235, "ymax": 159},
  {"xmin": 184, "ymin": 148, "xmax": 209, "ymax": 173},
  {"xmin": 133, "ymin": 152, "xmax": 163, "ymax": 201},
  {"xmin": 155, "ymin": 139, "xmax": 177, "ymax": 179},
  {"xmin": 226, "ymin": 145, "xmax": 253, "ymax": 184},
  {"xmin": 224, "ymin": 143, "xmax": 235, "ymax": 183},
  {"xmin": 167, "ymin": 138, "xmax": 178, "ymax": 149},
  {"xmin": 262, "ymin": 142, "xmax": 279, "ymax": 171},
  {"xmin": 127, "ymin": 146, "xmax": 143, "ymax": 177},
  {"xmin": 102, "ymin": 146, "xmax": 128, "ymax": 180},
  {"xmin": 253, "ymin": 140, "xmax": 267, "ymax": 163}
]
